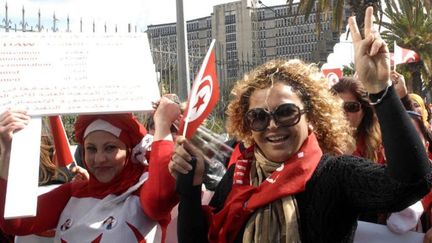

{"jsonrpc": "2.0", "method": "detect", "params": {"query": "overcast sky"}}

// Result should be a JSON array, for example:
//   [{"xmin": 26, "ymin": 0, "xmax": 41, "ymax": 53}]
[{"xmin": 0, "ymin": 0, "xmax": 287, "ymax": 32}]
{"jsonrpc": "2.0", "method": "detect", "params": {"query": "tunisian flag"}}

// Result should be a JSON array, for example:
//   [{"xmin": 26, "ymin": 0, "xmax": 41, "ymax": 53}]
[
  {"xmin": 391, "ymin": 41, "xmax": 420, "ymax": 67},
  {"xmin": 49, "ymin": 116, "xmax": 75, "ymax": 168},
  {"xmin": 322, "ymin": 67, "xmax": 342, "ymax": 87},
  {"xmin": 178, "ymin": 39, "xmax": 219, "ymax": 139}
]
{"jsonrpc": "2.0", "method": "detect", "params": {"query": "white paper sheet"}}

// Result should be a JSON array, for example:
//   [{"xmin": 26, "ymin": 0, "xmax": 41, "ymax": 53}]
[
  {"xmin": 4, "ymin": 117, "xmax": 41, "ymax": 219},
  {"xmin": 0, "ymin": 33, "xmax": 160, "ymax": 116},
  {"xmin": 354, "ymin": 221, "xmax": 424, "ymax": 243}
]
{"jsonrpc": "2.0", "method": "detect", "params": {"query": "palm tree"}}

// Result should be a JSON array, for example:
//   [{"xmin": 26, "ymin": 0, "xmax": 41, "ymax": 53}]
[
  {"xmin": 380, "ymin": 0, "xmax": 432, "ymax": 94},
  {"xmin": 286, "ymin": 0, "xmax": 382, "ymax": 35}
]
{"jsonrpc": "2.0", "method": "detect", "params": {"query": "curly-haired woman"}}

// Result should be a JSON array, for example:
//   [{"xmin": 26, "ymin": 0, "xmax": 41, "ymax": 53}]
[{"xmin": 169, "ymin": 7, "xmax": 431, "ymax": 243}]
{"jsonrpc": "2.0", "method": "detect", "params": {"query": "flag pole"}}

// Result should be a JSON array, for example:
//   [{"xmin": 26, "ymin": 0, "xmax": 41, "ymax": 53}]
[
  {"xmin": 176, "ymin": 0, "xmax": 190, "ymax": 101},
  {"xmin": 393, "ymin": 41, "xmax": 397, "ymax": 71},
  {"xmin": 49, "ymin": 116, "xmax": 76, "ymax": 170}
]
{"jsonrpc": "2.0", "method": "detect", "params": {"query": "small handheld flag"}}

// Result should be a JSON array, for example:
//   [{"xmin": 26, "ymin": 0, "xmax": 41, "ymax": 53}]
[{"xmin": 179, "ymin": 39, "xmax": 219, "ymax": 139}]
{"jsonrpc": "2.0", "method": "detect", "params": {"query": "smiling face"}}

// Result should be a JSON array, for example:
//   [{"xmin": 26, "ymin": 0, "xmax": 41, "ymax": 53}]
[
  {"xmin": 249, "ymin": 82, "xmax": 309, "ymax": 162},
  {"xmin": 84, "ymin": 131, "xmax": 128, "ymax": 183}
]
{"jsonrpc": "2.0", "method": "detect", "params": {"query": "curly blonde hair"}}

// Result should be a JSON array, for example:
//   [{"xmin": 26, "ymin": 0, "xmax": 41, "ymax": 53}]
[{"xmin": 226, "ymin": 59, "xmax": 355, "ymax": 155}]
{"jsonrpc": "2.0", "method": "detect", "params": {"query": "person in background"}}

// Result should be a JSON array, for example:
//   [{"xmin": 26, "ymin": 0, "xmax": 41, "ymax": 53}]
[
  {"xmin": 409, "ymin": 93, "xmax": 430, "ymax": 130},
  {"xmin": 38, "ymin": 134, "xmax": 71, "ymax": 186},
  {"xmin": 331, "ymin": 77, "xmax": 384, "ymax": 163},
  {"xmin": 169, "ymin": 7, "xmax": 431, "ymax": 242},
  {"xmin": 0, "ymin": 96, "xmax": 180, "ymax": 242}
]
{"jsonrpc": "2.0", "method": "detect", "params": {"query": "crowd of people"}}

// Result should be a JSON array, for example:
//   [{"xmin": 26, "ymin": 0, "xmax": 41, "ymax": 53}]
[{"xmin": 1, "ymin": 6, "xmax": 432, "ymax": 243}]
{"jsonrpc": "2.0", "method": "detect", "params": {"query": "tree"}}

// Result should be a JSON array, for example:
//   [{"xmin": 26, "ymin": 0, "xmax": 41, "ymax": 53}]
[
  {"xmin": 380, "ymin": 0, "xmax": 432, "ymax": 94},
  {"xmin": 286, "ymin": 0, "xmax": 382, "ymax": 34}
]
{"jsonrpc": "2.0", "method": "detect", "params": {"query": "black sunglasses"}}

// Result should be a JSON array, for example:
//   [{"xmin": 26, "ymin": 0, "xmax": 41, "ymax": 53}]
[
  {"xmin": 343, "ymin": 101, "xmax": 362, "ymax": 113},
  {"xmin": 245, "ymin": 103, "xmax": 307, "ymax": 132}
]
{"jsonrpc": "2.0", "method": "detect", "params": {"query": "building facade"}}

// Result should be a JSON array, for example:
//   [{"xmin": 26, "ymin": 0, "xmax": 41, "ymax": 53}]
[{"xmin": 147, "ymin": 0, "xmax": 349, "ymax": 104}]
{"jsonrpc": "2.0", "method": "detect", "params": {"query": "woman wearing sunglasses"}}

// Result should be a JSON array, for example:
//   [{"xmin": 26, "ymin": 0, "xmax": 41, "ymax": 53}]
[
  {"xmin": 170, "ymin": 7, "xmax": 431, "ymax": 243},
  {"xmin": 331, "ymin": 77, "xmax": 385, "ymax": 164}
]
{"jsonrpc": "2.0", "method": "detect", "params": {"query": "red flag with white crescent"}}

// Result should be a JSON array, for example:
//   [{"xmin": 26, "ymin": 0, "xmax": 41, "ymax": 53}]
[
  {"xmin": 322, "ymin": 68, "xmax": 342, "ymax": 87},
  {"xmin": 179, "ymin": 39, "xmax": 219, "ymax": 139},
  {"xmin": 49, "ymin": 116, "xmax": 74, "ymax": 168}
]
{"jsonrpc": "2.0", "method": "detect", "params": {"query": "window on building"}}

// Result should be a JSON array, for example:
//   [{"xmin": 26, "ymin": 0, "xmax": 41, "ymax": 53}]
[{"xmin": 225, "ymin": 14, "xmax": 236, "ymax": 25}]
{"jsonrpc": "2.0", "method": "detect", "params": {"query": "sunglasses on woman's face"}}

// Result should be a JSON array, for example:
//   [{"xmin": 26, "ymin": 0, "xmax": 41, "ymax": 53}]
[
  {"xmin": 343, "ymin": 101, "xmax": 362, "ymax": 113},
  {"xmin": 244, "ymin": 103, "xmax": 307, "ymax": 132}
]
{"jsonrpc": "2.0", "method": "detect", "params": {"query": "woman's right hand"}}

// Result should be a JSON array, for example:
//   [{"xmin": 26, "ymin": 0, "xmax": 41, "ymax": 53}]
[
  {"xmin": 152, "ymin": 95, "xmax": 181, "ymax": 141},
  {"xmin": 169, "ymin": 136, "xmax": 205, "ymax": 186},
  {"xmin": 0, "ymin": 109, "xmax": 30, "ymax": 179},
  {"xmin": 0, "ymin": 109, "xmax": 30, "ymax": 152}
]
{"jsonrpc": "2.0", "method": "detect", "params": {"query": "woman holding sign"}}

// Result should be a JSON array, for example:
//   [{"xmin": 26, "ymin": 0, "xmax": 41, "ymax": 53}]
[
  {"xmin": 0, "ymin": 97, "xmax": 180, "ymax": 242},
  {"xmin": 169, "ymin": 7, "xmax": 432, "ymax": 243}
]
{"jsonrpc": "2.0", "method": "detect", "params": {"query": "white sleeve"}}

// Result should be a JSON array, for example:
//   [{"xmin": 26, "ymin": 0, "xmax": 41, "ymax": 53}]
[{"xmin": 386, "ymin": 200, "xmax": 424, "ymax": 234}]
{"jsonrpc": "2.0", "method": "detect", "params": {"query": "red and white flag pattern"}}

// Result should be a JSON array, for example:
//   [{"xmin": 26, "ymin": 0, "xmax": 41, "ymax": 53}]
[
  {"xmin": 391, "ymin": 42, "xmax": 420, "ymax": 66},
  {"xmin": 322, "ymin": 67, "xmax": 342, "ymax": 87},
  {"xmin": 179, "ymin": 39, "xmax": 219, "ymax": 139},
  {"xmin": 49, "ymin": 116, "xmax": 75, "ymax": 168}
]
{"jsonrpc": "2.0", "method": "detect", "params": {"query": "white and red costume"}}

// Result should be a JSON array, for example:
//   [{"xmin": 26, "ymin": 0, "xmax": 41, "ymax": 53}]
[{"xmin": 0, "ymin": 114, "xmax": 178, "ymax": 243}]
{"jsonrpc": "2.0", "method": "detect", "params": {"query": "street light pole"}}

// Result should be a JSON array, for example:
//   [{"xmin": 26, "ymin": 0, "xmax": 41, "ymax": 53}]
[{"xmin": 176, "ymin": 0, "xmax": 190, "ymax": 101}]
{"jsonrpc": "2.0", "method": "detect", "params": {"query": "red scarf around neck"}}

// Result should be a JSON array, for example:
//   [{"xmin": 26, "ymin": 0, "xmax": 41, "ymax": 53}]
[
  {"xmin": 206, "ymin": 133, "xmax": 322, "ymax": 243},
  {"xmin": 71, "ymin": 150, "xmax": 147, "ymax": 199}
]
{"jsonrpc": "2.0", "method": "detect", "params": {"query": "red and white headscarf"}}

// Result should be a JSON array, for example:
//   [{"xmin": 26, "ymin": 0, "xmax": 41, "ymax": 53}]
[{"xmin": 73, "ymin": 113, "xmax": 148, "ymax": 198}]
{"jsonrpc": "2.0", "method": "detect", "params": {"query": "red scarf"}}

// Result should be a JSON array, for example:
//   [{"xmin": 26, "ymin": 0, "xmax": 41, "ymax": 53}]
[
  {"xmin": 206, "ymin": 133, "xmax": 322, "ymax": 243},
  {"xmin": 71, "ymin": 156, "xmax": 147, "ymax": 198}
]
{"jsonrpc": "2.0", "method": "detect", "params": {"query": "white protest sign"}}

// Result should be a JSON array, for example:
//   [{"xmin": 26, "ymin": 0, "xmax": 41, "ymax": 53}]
[
  {"xmin": 1, "ymin": 33, "xmax": 159, "ymax": 218},
  {"xmin": 4, "ymin": 117, "xmax": 41, "ymax": 219},
  {"xmin": 0, "ymin": 32, "xmax": 160, "ymax": 116}
]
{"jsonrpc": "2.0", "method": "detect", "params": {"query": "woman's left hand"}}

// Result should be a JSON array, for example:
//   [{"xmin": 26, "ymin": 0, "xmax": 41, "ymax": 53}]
[
  {"xmin": 71, "ymin": 165, "xmax": 90, "ymax": 182},
  {"xmin": 349, "ymin": 7, "xmax": 390, "ymax": 93},
  {"xmin": 391, "ymin": 70, "xmax": 407, "ymax": 98}
]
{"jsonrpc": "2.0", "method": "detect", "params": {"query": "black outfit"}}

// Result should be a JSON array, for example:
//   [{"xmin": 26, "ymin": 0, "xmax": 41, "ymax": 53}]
[{"xmin": 177, "ymin": 86, "xmax": 432, "ymax": 243}]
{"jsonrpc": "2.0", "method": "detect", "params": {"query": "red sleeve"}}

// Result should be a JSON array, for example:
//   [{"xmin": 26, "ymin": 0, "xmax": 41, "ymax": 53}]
[
  {"xmin": 140, "ymin": 140, "xmax": 178, "ymax": 221},
  {"xmin": 422, "ymin": 191, "xmax": 432, "ymax": 210},
  {"xmin": 0, "ymin": 179, "xmax": 72, "ymax": 236}
]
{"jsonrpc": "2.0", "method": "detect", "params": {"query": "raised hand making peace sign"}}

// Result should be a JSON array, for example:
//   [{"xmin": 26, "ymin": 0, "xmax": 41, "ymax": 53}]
[{"xmin": 349, "ymin": 6, "xmax": 391, "ymax": 94}]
